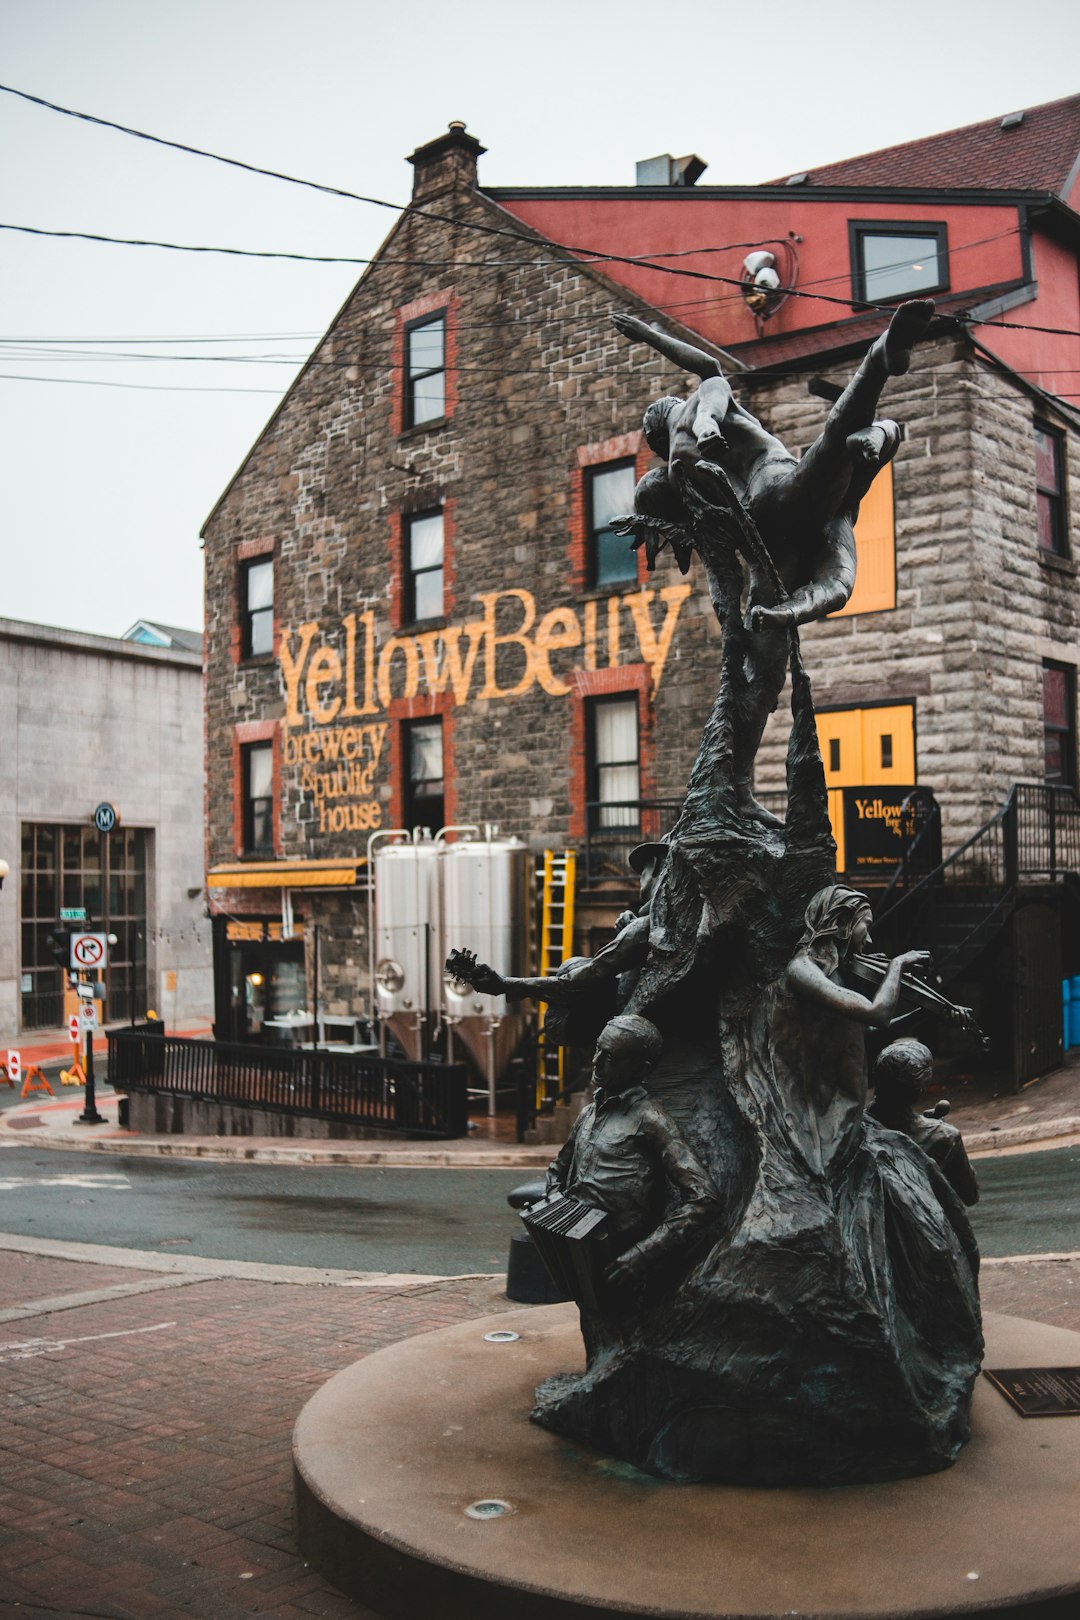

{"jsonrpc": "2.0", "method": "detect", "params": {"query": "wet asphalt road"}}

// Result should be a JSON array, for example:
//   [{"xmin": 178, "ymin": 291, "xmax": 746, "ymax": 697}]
[
  {"xmin": 0, "ymin": 1152, "xmax": 528, "ymax": 1274},
  {"xmin": 0, "ymin": 1145, "xmax": 1076, "ymax": 1273}
]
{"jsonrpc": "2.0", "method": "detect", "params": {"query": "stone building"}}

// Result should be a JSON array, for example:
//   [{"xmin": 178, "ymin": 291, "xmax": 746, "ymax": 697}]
[
  {"xmin": 202, "ymin": 101, "xmax": 1080, "ymax": 1075},
  {"xmin": 0, "ymin": 617, "xmax": 212, "ymax": 1047}
]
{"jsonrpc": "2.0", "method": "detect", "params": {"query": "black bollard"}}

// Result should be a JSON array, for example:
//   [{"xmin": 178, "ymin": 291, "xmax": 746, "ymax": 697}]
[{"xmin": 75, "ymin": 1021, "xmax": 105, "ymax": 1126}]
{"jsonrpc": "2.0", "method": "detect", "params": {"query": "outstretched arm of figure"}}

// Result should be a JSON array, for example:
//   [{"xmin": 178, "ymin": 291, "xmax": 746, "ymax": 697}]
[
  {"xmin": 612, "ymin": 312, "xmax": 723, "ymax": 380},
  {"xmin": 748, "ymin": 518, "xmax": 857, "ymax": 633},
  {"xmin": 470, "ymin": 923, "xmax": 647, "ymax": 1003},
  {"xmin": 787, "ymin": 948, "xmax": 932, "ymax": 1028}
]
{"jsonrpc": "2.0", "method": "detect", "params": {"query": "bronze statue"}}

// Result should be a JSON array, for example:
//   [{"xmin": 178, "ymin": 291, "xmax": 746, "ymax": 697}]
[
  {"xmin": 541, "ymin": 1015, "xmax": 717, "ymax": 1294},
  {"xmin": 613, "ymin": 300, "xmax": 931, "ymax": 825},
  {"xmin": 533, "ymin": 888, "xmax": 983, "ymax": 1484},
  {"xmin": 461, "ymin": 302, "xmax": 987, "ymax": 1488},
  {"xmin": 870, "ymin": 1037, "xmax": 980, "ymax": 1206}
]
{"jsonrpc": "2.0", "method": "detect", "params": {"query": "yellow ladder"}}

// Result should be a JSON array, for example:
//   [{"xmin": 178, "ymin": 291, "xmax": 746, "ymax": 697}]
[{"xmin": 536, "ymin": 849, "xmax": 575, "ymax": 1109}]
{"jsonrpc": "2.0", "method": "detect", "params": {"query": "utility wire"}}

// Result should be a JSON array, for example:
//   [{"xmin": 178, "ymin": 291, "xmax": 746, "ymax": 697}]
[
  {"xmin": 0, "ymin": 370, "xmax": 281, "ymax": 394},
  {"xmin": 5, "ymin": 219, "xmax": 1072, "ymax": 340},
  {"xmin": 0, "ymin": 83, "xmax": 1030, "ymax": 316},
  {"xmin": 3, "ymin": 80, "xmax": 1068, "ymax": 339}
]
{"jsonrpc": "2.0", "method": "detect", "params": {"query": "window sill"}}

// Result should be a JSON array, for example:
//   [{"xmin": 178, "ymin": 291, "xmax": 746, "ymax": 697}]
[
  {"xmin": 577, "ymin": 578, "xmax": 646, "ymax": 602},
  {"xmin": 399, "ymin": 415, "xmax": 449, "ymax": 440},
  {"xmin": 238, "ymin": 653, "xmax": 276, "ymax": 668},
  {"xmin": 1038, "ymin": 549, "xmax": 1076, "ymax": 577},
  {"xmin": 398, "ymin": 613, "xmax": 448, "ymax": 634}
]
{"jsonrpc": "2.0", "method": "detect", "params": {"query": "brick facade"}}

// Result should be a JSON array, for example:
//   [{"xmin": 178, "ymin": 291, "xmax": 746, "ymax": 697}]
[{"xmin": 202, "ymin": 134, "xmax": 723, "ymax": 1022}]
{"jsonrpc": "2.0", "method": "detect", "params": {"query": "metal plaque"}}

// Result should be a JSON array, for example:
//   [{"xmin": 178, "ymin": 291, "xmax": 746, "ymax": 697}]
[{"xmin": 983, "ymin": 1367, "xmax": 1080, "ymax": 1417}]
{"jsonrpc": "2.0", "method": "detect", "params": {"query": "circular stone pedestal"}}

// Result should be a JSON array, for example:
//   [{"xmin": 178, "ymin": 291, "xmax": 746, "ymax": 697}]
[{"xmin": 294, "ymin": 1307, "xmax": 1080, "ymax": 1620}]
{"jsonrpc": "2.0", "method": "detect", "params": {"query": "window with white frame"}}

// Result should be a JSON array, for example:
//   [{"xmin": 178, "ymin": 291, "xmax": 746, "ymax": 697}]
[{"xmin": 588, "ymin": 695, "xmax": 640, "ymax": 829}]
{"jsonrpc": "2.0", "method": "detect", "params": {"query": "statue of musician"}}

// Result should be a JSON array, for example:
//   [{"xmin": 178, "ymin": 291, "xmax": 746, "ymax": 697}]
[
  {"xmin": 545, "ymin": 1015, "xmax": 718, "ymax": 1294},
  {"xmin": 869, "ymin": 1038, "xmax": 980, "ymax": 1207}
]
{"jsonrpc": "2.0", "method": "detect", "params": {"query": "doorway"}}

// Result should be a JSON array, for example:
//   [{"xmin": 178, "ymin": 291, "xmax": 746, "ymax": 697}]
[{"xmin": 816, "ymin": 703, "xmax": 916, "ymax": 870}]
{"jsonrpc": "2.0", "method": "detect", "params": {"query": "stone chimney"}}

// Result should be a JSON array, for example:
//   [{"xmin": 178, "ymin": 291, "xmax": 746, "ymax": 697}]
[{"xmin": 407, "ymin": 122, "xmax": 486, "ymax": 201}]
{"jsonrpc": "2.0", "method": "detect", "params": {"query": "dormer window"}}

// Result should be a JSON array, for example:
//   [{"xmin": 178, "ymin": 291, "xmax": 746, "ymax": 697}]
[{"xmin": 850, "ymin": 222, "xmax": 948, "ymax": 304}]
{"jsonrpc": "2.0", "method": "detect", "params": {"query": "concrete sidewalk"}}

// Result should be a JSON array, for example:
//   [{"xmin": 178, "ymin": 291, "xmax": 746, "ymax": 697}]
[
  {"xmin": 3, "ymin": 1052, "xmax": 1080, "ymax": 1165},
  {"xmin": 0, "ymin": 1233, "xmax": 1076, "ymax": 1620}
]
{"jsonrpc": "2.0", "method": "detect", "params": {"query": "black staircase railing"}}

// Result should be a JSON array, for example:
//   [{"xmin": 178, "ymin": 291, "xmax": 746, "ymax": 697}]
[
  {"xmin": 872, "ymin": 783, "xmax": 1080, "ymax": 982},
  {"xmin": 107, "ymin": 1029, "xmax": 469, "ymax": 1139}
]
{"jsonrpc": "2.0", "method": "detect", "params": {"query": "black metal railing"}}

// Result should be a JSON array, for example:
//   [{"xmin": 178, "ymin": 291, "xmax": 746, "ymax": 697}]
[
  {"xmin": 1015, "ymin": 782, "xmax": 1080, "ymax": 879},
  {"xmin": 20, "ymin": 987, "xmax": 66, "ymax": 1031},
  {"xmin": 583, "ymin": 798, "xmax": 681, "ymax": 884},
  {"xmin": 872, "ymin": 788, "xmax": 944, "ymax": 916},
  {"xmin": 872, "ymin": 782, "xmax": 1080, "ymax": 979},
  {"xmin": 107, "ymin": 1029, "xmax": 469, "ymax": 1139}
]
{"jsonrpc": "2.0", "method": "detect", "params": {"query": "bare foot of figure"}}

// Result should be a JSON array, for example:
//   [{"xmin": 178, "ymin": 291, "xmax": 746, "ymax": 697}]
[
  {"xmin": 747, "ymin": 602, "xmax": 794, "ymax": 633},
  {"xmin": 880, "ymin": 299, "xmax": 935, "ymax": 376},
  {"xmin": 846, "ymin": 425, "xmax": 888, "ymax": 467},
  {"xmin": 735, "ymin": 781, "xmax": 784, "ymax": 827}
]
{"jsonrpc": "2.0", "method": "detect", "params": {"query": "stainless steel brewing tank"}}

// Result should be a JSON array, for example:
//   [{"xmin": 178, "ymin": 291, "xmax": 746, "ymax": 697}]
[
  {"xmin": 442, "ymin": 836, "xmax": 530, "ymax": 1083},
  {"xmin": 373, "ymin": 839, "xmax": 441, "ymax": 1062}
]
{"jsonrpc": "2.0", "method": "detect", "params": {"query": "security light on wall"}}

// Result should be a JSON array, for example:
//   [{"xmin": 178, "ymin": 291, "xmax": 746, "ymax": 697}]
[{"xmin": 739, "ymin": 241, "xmax": 799, "ymax": 325}]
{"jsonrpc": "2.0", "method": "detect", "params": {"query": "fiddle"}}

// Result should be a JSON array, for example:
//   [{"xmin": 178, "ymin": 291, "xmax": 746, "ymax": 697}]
[{"xmin": 848, "ymin": 951, "xmax": 991, "ymax": 1051}]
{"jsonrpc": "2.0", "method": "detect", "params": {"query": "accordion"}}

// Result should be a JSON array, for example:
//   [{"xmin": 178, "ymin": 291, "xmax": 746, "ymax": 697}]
[{"xmin": 520, "ymin": 1192, "xmax": 614, "ymax": 1313}]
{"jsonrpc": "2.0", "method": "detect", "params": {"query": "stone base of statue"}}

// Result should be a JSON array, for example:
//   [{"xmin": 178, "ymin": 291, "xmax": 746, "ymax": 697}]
[{"xmin": 294, "ymin": 1305, "xmax": 1080, "ymax": 1620}]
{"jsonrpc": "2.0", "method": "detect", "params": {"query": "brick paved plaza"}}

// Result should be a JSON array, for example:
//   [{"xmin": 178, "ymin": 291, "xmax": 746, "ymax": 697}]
[{"xmin": 0, "ymin": 1247, "xmax": 1076, "ymax": 1619}]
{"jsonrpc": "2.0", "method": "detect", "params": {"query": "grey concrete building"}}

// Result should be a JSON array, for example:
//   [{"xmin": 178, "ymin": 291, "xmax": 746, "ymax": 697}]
[{"xmin": 0, "ymin": 618, "xmax": 211, "ymax": 1046}]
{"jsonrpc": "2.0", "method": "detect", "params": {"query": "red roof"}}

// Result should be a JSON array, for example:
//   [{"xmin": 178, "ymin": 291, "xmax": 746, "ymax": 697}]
[{"xmin": 771, "ymin": 93, "xmax": 1080, "ymax": 196}]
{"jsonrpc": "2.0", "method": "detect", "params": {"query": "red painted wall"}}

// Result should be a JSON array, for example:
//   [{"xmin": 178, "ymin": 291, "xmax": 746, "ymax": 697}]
[
  {"xmin": 978, "ymin": 227, "xmax": 1080, "ymax": 397},
  {"xmin": 496, "ymin": 194, "xmax": 1028, "ymax": 350}
]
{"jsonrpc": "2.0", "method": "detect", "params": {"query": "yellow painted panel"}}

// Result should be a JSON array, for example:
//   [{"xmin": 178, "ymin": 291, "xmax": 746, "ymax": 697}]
[
  {"xmin": 816, "ymin": 703, "xmax": 916, "ymax": 867},
  {"xmin": 859, "ymin": 705, "xmax": 915, "ymax": 784},
  {"xmin": 817, "ymin": 710, "xmax": 864, "ymax": 787},
  {"xmin": 831, "ymin": 461, "xmax": 895, "ymax": 618},
  {"xmin": 827, "ymin": 788, "xmax": 845, "ymax": 871},
  {"xmin": 207, "ymin": 860, "xmax": 364, "ymax": 890}
]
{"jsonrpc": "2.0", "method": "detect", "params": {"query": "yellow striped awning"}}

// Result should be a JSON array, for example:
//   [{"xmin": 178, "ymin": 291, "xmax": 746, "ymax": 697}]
[{"xmin": 207, "ymin": 858, "xmax": 366, "ymax": 890}]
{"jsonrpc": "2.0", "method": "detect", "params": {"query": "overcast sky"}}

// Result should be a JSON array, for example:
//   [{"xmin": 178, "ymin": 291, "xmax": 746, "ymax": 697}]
[{"xmin": 3, "ymin": 0, "xmax": 1079, "ymax": 639}]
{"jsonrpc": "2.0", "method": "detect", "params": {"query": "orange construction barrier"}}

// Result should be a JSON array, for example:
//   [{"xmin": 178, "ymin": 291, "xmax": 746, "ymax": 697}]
[
  {"xmin": 21, "ymin": 1067, "xmax": 54, "ymax": 1098},
  {"xmin": 0, "ymin": 1061, "xmax": 14, "ymax": 1089}
]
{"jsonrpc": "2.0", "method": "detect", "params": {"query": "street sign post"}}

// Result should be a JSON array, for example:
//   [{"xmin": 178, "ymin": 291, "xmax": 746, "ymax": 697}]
[{"xmin": 79, "ymin": 1002, "xmax": 98, "ymax": 1031}]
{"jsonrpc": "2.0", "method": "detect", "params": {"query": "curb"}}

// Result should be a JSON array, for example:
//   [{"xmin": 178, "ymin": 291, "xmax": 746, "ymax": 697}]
[
  {"xmin": 0, "ymin": 1103, "xmax": 554, "ymax": 1168},
  {"xmin": 4, "ymin": 1103, "xmax": 1079, "ymax": 1168},
  {"xmin": 965, "ymin": 1115, "xmax": 1080, "ymax": 1155}
]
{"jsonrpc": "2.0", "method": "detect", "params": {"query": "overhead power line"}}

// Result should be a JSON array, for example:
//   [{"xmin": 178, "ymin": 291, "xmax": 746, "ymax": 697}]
[
  {"xmin": 8, "ymin": 219, "xmax": 1074, "ymax": 340},
  {"xmin": 0, "ymin": 80, "xmax": 1046, "ymax": 331},
  {"xmin": 0, "ymin": 370, "xmax": 281, "ymax": 394}
]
